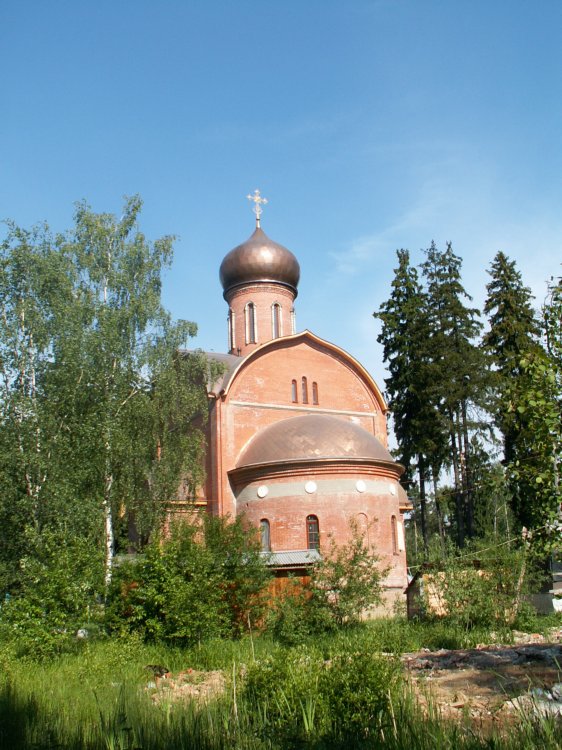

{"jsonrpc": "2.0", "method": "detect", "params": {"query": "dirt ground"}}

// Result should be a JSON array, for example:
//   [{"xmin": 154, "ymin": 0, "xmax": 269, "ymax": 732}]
[
  {"xmin": 146, "ymin": 628, "xmax": 562, "ymax": 728},
  {"xmin": 402, "ymin": 628, "xmax": 562, "ymax": 725}
]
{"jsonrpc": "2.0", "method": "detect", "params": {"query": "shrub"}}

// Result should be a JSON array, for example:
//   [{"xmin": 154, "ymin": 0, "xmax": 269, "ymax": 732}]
[
  {"xmin": 0, "ymin": 530, "xmax": 103, "ymax": 657},
  {"xmin": 421, "ymin": 538, "xmax": 539, "ymax": 631},
  {"xmin": 244, "ymin": 642, "xmax": 401, "ymax": 744},
  {"xmin": 105, "ymin": 515, "xmax": 270, "ymax": 645},
  {"xmin": 267, "ymin": 521, "xmax": 386, "ymax": 642}
]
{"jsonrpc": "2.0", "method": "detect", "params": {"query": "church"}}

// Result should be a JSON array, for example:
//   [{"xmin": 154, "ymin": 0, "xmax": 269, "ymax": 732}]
[{"xmin": 192, "ymin": 192, "xmax": 410, "ymax": 608}]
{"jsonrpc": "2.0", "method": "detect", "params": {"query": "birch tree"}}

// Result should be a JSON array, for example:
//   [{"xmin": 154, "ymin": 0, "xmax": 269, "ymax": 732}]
[{"xmin": 0, "ymin": 197, "xmax": 210, "ymax": 596}]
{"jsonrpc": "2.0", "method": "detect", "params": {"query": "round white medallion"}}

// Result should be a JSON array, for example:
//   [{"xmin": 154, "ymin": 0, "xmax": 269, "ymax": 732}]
[
  {"xmin": 356, "ymin": 480, "xmax": 366, "ymax": 493},
  {"xmin": 305, "ymin": 481, "xmax": 317, "ymax": 494},
  {"xmin": 257, "ymin": 485, "xmax": 268, "ymax": 498}
]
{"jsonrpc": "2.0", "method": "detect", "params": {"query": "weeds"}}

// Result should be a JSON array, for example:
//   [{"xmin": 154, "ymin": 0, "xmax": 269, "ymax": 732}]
[{"xmin": 0, "ymin": 622, "xmax": 560, "ymax": 749}]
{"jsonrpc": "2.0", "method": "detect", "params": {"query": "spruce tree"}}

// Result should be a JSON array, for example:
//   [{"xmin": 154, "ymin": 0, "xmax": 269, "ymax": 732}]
[
  {"xmin": 421, "ymin": 241, "xmax": 486, "ymax": 545},
  {"xmin": 483, "ymin": 251, "xmax": 541, "ymax": 464},
  {"xmin": 375, "ymin": 249, "xmax": 447, "ymax": 552}
]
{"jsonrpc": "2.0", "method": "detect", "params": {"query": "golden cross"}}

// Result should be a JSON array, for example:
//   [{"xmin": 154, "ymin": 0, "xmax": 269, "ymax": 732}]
[{"xmin": 247, "ymin": 189, "xmax": 268, "ymax": 228}]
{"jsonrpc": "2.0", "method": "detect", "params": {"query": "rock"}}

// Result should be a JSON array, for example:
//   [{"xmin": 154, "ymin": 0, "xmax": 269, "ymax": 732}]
[{"xmin": 145, "ymin": 664, "xmax": 170, "ymax": 678}]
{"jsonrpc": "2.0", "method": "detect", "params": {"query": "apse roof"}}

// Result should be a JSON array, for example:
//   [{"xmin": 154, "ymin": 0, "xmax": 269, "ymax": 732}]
[{"xmin": 236, "ymin": 413, "xmax": 395, "ymax": 469}]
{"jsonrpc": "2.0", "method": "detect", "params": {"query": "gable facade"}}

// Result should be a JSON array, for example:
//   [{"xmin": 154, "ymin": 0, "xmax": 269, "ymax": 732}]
[{"xmin": 195, "ymin": 220, "xmax": 411, "ymax": 608}]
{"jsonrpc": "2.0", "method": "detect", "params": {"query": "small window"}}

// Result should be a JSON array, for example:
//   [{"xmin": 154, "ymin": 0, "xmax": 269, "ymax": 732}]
[
  {"xmin": 356, "ymin": 513, "xmax": 370, "ymax": 548},
  {"xmin": 246, "ymin": 302, "xmax": 257, "ymax": 344},
  {"xmin": 228, "ymin": 309, "xmax": 235, "ymax": 351},
  {"xmin": 306, "ymin": 515, "xmax": 319, "ymax": 550},
  {"xmin": 291, "ymin": 308, "xmax": 296, "ymax": 334},
  {"xmin": 260, "ymin": 519, "xmax": 271, "ymax": 552},
  {"xmin": 291, "ymin": 379, "xmax": 298, "ymax": 403},
  {"xmin": 312, "ymin": 381, "xmax": 319, "ymax": 405},
  {"xmin": 272, "ymin": 303, "xmax": 281, "ymax": 339},
  {"xmin": 391, "ymin": 515, "xmax": 398, "ymax": 555},
  {"xmin": 301, "ymin": 376, "xmax": 308, "ymax": 404}
]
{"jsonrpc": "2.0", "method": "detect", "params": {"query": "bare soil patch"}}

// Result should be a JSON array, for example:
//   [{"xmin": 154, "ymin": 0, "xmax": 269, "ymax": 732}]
[
  {"xmin": 149, "ymin": 669, "xmax": 227, "ymax": 705},
  {"xmin": 402, "ymin": 628, "xmax": 562, "ymax": 726}
]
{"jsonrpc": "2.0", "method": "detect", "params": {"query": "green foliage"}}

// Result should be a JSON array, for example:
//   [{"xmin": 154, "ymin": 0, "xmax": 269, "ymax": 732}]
[
  {"xmin": 505, "ymin": 277, "xmax": 561, "ymax": 546},
  {"xmin": 375, "ymin": 249, "xmax": 448, "ymax": 551},
  {"xmin": 309, "ymin": 522, "xmax": 386, "ymax": 628},
  {"xmin": 267, "ymin": 523, "xmax": 386, "ymax": 643},
  {"xmin": 244, "ymin": 642, "xmax": 401, "ymax": 744},
  {"xmin": 0, "ymin": 197, "xmax": 210, "ymax": 618},
  {"xmin": 266, "ymin": 580, "xmax": 315, "ymax": 645},
  {"xmin": 1, "ymin": 625, "xmax": 561, "ymax": 749},
  {"xmin": 420, "ymin": 538, "xmax": 537, "ymax": 631},
  {"xmin": 483, "ymin": 251, "xmax": 541, "ymax": 466},
  {"xmin": 375, "ymin": 249, "xmax": 447, "ymax": 475},
  {"xmin": 0, "ymin": 530, "xmax": 104, "ymax": 657},
  {"xmin": 106, "ymin": 516, "xmax": 270, "ymax": 645}
]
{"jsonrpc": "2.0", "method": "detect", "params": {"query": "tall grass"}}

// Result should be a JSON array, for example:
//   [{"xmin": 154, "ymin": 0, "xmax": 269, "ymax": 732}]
[{"xmin": 0, "ymin": 623, "xmax": 560, "ymax": 749}]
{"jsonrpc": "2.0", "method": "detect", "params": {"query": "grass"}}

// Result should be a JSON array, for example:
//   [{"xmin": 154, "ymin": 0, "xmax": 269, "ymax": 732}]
[{"xmin": 0, "ymin": 620, "xmax": 560, "ymax": 749}]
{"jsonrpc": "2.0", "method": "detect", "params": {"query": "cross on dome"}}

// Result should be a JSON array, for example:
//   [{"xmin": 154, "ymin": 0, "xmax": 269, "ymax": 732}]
[{"xmin": 246, "ymin": 189, "xmax": 268, "ymax": 227}]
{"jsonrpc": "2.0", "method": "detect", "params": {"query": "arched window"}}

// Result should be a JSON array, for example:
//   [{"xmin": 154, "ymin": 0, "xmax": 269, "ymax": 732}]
[
  {"xmin": 356, "ymin": 512, "xmax": 369, "ymax": 546},
  {"xmin": 260, "ymin": 519, "xmax": 271, "ymax": 552},
  {"xmin": 291, "ymin": 379, "xmax": 298, "ymax": 403},
  {"xmin": 290, "ymin": 308, "xmax": 296, "ymax": 334},
  {"xmin": 312, "ymin": 381, "xmax": 319, "ymax": 405},
  {"xmin": 306, "ymin": 515, "xmax": 319, "ymax": 550},
  {"xmin": 301, "ymin": 376, "xmax": 308, "ymax": 404},
  {"xmin": 391, "ymin": 515, "xmax": 398, "ymax": 555},
  {"xmin": 246, "ymin": 302, "xmax": 257, "ymax": 344},
  {"xmin": 272, "ymin": 303, "xmax": 281, "ymax": 339},
  {"xmin": 228, "ymin": 309, "xmax": 235, "ymax": 351}
]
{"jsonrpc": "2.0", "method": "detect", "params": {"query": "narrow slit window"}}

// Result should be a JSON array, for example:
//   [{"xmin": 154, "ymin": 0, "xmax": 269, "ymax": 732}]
[
  {"xmin": 260, "ymin": 519, "xmax": 271, "ymax": 552},
  {"xmin": 306, "ymin": 515, "xmax": 319, "ymax": 550},
  {"xmin": 246, "ymin": 302, "xmax": 256, "ymax": 344},
  {"xmin": 291, "ymin": 379, "xmax": 298, "ymax": 403},
  {"xmin": 301, "ymin": 376, "xmax": 308, "ymax": 404},
  {"xmin": 391, "ymin": 515, "xmax": 398, "ymax": 555},
  {"xmin": 312, "ymin": 381, "xmax": 319, "ymax": 405},
  {"xmin": 272, "ymin": 303, "xmax": 281, "ymax": 339},
  {"xmin": 228, "ymin": 309, "xmax": 235, "ymax": 351}
]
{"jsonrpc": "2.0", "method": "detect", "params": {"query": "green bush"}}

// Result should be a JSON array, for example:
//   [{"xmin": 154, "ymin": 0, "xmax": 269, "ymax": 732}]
[
  {"xmin": 267, "ymin": 522, "xmax": 386, "ymax": 644},
  {"xmin": 105, "ymin": 515, "xmax": 270, "ymax": 646},
  {"xmin": 320, "ymin": 649, "xmax": 401, "ymax": 741},
  {"xmin": 244, "ymin": 641, "xmax": 401, "ymax": 745},
  {"xmin": 422, "ymin": 538, "xmax": 539, "ymax": 631},
  {"xmin": 0, "ymin": 531, "xmax": 103, "ymax": 657}
]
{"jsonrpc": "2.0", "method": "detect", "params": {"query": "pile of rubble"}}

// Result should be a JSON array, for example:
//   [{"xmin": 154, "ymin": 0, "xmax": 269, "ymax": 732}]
[{"xmin": 403, "ymin": 628, "xmax": 562, "ymax": 723}]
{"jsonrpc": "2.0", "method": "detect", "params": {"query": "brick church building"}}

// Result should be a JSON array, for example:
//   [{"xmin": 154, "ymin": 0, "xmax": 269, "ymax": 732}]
[{"xmin": 193, "ymin": 193, "xmax": 410, "ymax": 607}]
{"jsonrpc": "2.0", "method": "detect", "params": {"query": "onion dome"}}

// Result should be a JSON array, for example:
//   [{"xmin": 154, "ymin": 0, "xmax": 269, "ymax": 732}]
[
  {"xmin": 219, "ymin": 226, "xmax": 300, "ymax": 297},
  {"xmin": 236, "ymin": 414, "xmax": 396, "ymax": 469}
]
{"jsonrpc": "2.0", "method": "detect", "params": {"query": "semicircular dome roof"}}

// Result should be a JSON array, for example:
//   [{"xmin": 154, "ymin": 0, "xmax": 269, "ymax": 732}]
[
  {"xmin": 219, "ymin": 226, "xmax": 300, "ymax": 296},
  {"xmin": 236, "ymin": 414, "xmax": 395, "ymax": 469}
]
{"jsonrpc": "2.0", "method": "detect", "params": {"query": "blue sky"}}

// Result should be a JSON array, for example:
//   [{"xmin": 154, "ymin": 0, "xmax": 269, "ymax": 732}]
[{"xmin": 2, "ymin": 1, "xmax": 561, "ymax": 391}]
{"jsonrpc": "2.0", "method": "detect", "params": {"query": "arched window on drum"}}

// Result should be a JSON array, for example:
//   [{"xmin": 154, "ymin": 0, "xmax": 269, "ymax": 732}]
[
  {"xmin": 245, "ymin": 302, "xmax": 257, "ymax": 344},
  {"xmin": 306, "ymin": 515, "xmax": 319, "ymax": 550},
  {"xmin": 271, "ymin": 303, "xmax": 281, "ymax": 339},
  {"xmin": 260, "ymin": 519, "xmax": 271, "ymax": 552}
]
